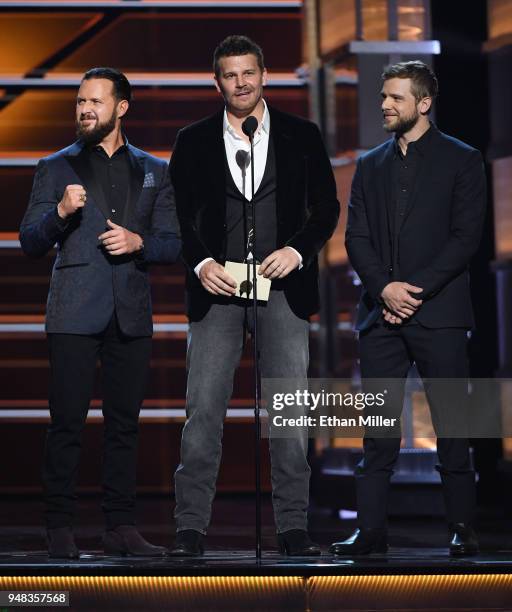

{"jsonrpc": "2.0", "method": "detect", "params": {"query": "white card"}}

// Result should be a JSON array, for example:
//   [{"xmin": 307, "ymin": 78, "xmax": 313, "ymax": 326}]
[{"xmin": 224, "ymin": 261, "xmax": 272, "ymax": 302}]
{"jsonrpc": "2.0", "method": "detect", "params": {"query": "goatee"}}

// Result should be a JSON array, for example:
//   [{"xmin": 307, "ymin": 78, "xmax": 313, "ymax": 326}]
[{"xmin": 76, "ymin": 111, "xmax": 117, "ymax": 145}]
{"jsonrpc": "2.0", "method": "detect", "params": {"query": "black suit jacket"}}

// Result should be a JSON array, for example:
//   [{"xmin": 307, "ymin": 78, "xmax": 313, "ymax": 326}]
[
  {"xmin": 345, "ymin": 125, "xmax": 486, "ymax": 330},
  {"xmin": 20, "ymin": 141, "xmax": 181, "ymax": 336},
  {"xmin": 346, "ymin": 124, "xmax": 486, "ymax": 330},
  {"xmin": 169, "ymin": 106, "xmax": 340, "ymax": 321}
]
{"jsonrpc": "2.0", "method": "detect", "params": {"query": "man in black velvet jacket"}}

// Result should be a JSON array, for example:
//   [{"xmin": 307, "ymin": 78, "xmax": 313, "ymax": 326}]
[
  {"xmin": 169, "ymin": 36, "xmax": 340, "ymax": 556},
  {"xmin": 330, "ymin": 61, "xmax": 486, "ymax": 557},
  {"xmin": 20, "ymin": 68, "xmax": 181, "ymax": 559}
]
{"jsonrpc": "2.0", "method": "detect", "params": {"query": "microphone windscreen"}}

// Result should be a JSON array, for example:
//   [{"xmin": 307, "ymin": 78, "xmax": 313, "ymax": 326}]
[
  {"xmin": 242, "ymin": 116, "xmax": 258, "ymax": 137},
  {"xmin": 235, "ymin": 149, "xmax": 250, "ymax": 169}
]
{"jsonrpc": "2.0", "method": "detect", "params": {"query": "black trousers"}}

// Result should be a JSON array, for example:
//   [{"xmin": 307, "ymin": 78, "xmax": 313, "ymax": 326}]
[
  {"xmin": 356, "ymin": 322, "xmax": 476, "ymax": 528},
  {"xmin": 44, "ymin": 315, "xmax": 152, "ymax": 529}
]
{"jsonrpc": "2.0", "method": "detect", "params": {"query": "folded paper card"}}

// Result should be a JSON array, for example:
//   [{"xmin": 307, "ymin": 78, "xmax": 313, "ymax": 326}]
[{"xmin": 224, "ymin": 261, "xmax": 272, "ymax": 302}]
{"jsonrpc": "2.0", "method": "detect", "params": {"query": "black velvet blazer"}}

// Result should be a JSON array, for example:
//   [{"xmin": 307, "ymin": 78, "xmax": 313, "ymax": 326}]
[{"xmin": 170, "ymin": 106, "xmax": 340, "ymax": 321}]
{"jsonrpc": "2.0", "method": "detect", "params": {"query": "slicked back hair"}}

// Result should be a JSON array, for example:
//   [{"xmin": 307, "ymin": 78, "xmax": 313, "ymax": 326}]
[{"xmin": 82, "ymin": 67, "xmax": 132, "ymax": 103}]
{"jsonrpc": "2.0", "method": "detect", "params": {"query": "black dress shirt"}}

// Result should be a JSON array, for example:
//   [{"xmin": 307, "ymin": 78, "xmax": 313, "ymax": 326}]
[
  {"xmin": 88, "ymin": 141, "xmax": 131, "ymax": 224},
  {"xmin": 390, "ymin": 126, "xmax": 433, "ymax": 274},
  {"xmin": 387, "ymin": 126, "xmax": 434, "ymax": 323}
]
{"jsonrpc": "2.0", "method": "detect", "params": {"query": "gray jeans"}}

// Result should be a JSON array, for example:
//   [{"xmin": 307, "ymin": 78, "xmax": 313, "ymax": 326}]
[{"xmin": 174, "ymin": 290, "xmax": 311, "ymax": 534}]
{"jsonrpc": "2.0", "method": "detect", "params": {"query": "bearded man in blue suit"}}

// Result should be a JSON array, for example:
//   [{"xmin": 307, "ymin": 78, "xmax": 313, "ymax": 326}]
[{"xmin": 20, "ymin": 67, "xmax": 181, "ymax": 559}]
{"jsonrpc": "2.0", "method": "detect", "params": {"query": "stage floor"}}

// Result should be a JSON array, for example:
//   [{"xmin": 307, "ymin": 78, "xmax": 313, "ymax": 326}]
[
  {"xmin": 2, "ymin": 494, "xmax": 512, "ymax": 554},
  {"xmin": 1, "ymin": 550, "xmax": 512, "ymax": 612},
  {"xmin": 2, "ymin": 495, "xmax": 512, "ymax": 610},
  {"xmin": 1, "ymin": 548, "xmax": 512, "ymax": 576}
]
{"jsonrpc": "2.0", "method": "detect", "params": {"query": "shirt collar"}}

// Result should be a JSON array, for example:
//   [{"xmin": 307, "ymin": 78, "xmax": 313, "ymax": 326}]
[
  {"xmin": 89, "ymin": 134, "xmax": 129, "ymax": 156},
  {"xmin": 223, "ymin": 99, "xmax": 270, "ymax": 138},
  {"xmin": 394, "ymin": 122, "xmax": 433, "ymax": 157}
]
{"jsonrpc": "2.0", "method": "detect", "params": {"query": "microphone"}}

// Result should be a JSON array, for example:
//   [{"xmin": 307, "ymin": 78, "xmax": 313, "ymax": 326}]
[
  {"xmin": 235, "ymin": 149, "xmax": 250, "ymax": 170},
  {"xmin": 241, "ymin": 116, "xmax": 258, "ymax": 139}
]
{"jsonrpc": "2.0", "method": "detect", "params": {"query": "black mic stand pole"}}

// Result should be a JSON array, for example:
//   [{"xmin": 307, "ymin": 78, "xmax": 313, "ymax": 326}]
[{"xmin": 247, "ymin": 128, "xmax": 262, "ymax": 563}]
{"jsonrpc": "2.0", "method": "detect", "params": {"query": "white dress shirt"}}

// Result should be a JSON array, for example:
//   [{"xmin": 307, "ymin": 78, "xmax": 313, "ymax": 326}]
[
  {"xmin": 194, "ymin": 100, "xmax": 301, "ymax": 277},
  {"xmin": 224, "ymin": 98, "xmax": 270, "ymax": 201}
]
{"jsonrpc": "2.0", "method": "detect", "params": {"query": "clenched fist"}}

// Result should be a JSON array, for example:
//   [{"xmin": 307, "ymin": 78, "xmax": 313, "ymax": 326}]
[
  {"xmin": 57, "ymin": 184, "xmax": 87, "ymax": 219},
  {"xmin": 98, "ymin": 219, "xmax": 143, "ymax": 256}
]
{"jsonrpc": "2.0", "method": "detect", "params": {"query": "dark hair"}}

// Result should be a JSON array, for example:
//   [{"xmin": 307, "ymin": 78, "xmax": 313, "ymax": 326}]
[
  {"xmin": 382, "ymin": 60, "xmax": 438, "ymax": 112},
  {"xmin": 213, "ymin": 35, "xmax": 265, "ymax": 78},
  {"xmin": 82, "ymin": 67, "xmax": 132, "ymax": 103}
]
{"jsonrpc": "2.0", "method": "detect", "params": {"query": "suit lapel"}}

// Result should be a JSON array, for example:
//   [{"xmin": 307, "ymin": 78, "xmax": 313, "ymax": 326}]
[
  {"xmin": 124, "ymin": 145, "xmax": 145, "ymax": 228},
  {"xmin": 269, "ymin": 108, "xmax": 293, "ymax": 221},
  {"xmin": 377, "ymin": 138, "xmax": 395, "ymax": 241},
  {"xmin": 64, "ymin": 142, "xmax": 110, "ymax": 220},
  {"xmin": 205, "ymin": 110, "xmax": 227, "ymax": 213}
]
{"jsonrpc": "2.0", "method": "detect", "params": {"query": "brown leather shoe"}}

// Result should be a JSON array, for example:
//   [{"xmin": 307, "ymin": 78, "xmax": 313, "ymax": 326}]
[
  {"xmin": 47, "ymin": 527, "xmax": 79, "ymax": 559},
  {"xmin": 103, "ymin": 525, "xmax": 168, "ymax": 557}
]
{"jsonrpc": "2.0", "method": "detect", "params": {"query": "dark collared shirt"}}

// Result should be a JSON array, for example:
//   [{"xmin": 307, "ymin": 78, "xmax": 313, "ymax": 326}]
[
  {"xmin": 390, "ymin": 125, "xmax": 433, "ymax": 275},
  {"xmin": 391, "ymin": 125, "xmax": 432, "ymax": 225},
  {"xmin": 87, "ymin": 141, "xmax": 130, "ymax": 223}
]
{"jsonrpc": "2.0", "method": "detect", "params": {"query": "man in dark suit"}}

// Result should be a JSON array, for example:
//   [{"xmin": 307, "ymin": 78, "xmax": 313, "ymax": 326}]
[
  {"xmin": 169, "ymin": 35, "xmax": 340, "ymax": 556},
  {"xmin": 20, "ymin": 67, "xmax": 181, "ymax": 558},
  {"xmin": 330, "ymin": 61, "xmax": 486, "ymax": 556}
]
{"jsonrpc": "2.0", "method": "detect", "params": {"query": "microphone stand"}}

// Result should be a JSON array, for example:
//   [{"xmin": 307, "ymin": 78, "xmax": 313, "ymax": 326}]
[{"xmin": 247, "ymin": 129, "xmax": 262, "ymax": 563}]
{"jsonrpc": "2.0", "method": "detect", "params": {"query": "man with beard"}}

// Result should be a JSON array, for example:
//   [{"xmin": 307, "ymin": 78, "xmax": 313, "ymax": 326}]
[
  {"xmin": 20, "ymin": 67, "xmax": 181, "ymax": 558},
  {"xmin": 329, "ymin": 61, "xmax": 486, "ymax": 556},
  {"xmin": 168, "ymin": 35, "xmax": 339, "ymax": 556}
]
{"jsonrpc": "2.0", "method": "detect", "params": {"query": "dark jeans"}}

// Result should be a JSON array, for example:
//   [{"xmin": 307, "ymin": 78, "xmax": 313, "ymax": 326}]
[
  {"xmin": 44, "ymin": 315, "xmax": 152, "ymax": 529},
  {"xmin": 356, "ymin": 322, "xmax": 476, "ymax": 528},
  {"xmin": 174, "ymin": 290, "xmax": 311, "ymax": 534}
]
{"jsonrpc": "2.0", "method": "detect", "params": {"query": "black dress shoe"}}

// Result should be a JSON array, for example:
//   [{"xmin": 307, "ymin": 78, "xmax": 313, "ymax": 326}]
[
  {"xmin": 329, "ymin": 528, "xmax": 388, "ymax": 555},
  {"xmin": 449, "ymin": 523, "xmax": 479, "ymax": 556},
  {"xmin": 103, "ymin": 525, "xmax": 168, "ymax": 557},
  {"xmin": 47, "ymin": 527, "xmax": 79, "ymax": 559},
  {"xmin": 277, "ymin": 530, "xmax": 321, "ymax": 556},
  {"xmin": 168, "ymin": 529, "xmax": 204, "ymax": 557}
]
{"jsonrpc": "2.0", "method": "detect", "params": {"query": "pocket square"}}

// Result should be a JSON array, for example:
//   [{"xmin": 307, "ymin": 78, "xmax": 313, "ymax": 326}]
[{"xmin": 143, "ymin": 172, "xmax": 156, "ymax": 188}]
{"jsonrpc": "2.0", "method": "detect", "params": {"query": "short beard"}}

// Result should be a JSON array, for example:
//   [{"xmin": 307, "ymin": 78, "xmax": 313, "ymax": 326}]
[
  {"xmin": 76, "ymin": 110, "xmax": 117, "ymax": 145},
  {"xmin": 383, "ymin": 109, "xmax": 421, "ymax": 135},
  {"xmin": 224, "ymin": 87, "xmax": 263, "ymax": 118}
]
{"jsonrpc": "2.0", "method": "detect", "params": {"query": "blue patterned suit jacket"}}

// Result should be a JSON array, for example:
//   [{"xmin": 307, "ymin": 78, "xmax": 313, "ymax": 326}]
[{"xmin": 20, "ymin": 140, "xmax": 181, "ymax": 336}]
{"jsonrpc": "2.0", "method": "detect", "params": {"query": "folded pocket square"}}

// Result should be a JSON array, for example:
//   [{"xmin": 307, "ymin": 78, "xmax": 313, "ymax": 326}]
[{"xmin": 143, "ymin": 172, "xmax": 156, "ymax": 188}]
